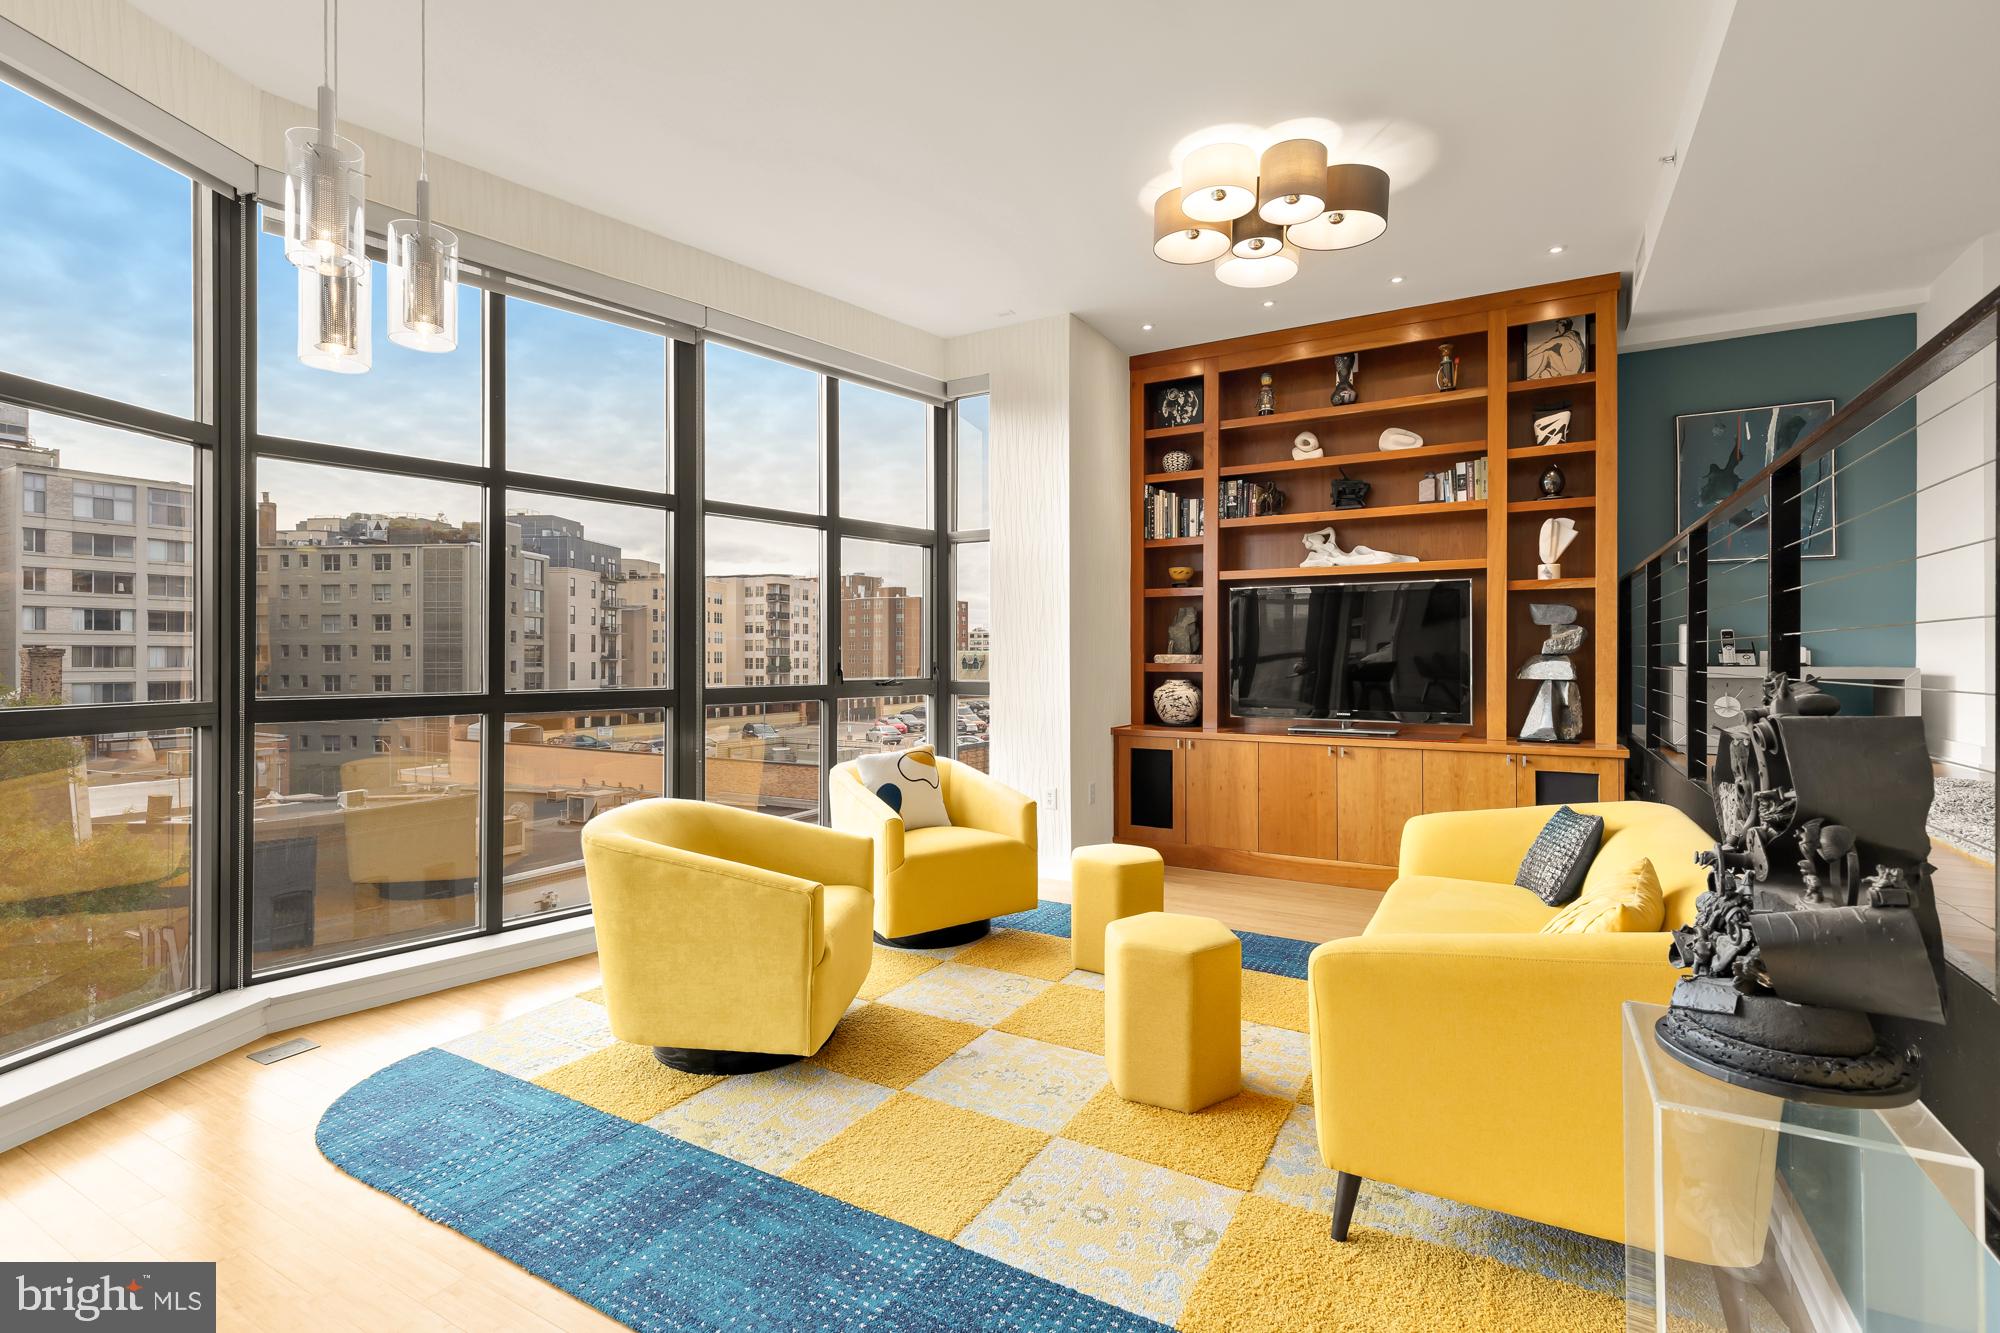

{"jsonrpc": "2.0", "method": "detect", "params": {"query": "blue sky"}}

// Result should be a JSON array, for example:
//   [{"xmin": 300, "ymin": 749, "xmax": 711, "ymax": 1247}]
[{"xmin": 0, "ymin": 76, "xmax": 987, "ymax": 640}]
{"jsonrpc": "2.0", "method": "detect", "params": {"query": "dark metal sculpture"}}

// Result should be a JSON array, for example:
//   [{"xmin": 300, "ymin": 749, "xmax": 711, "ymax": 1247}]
[{"xmin": 1655, "ymin": 674, "xmax": 1947, "ymax": 1106}]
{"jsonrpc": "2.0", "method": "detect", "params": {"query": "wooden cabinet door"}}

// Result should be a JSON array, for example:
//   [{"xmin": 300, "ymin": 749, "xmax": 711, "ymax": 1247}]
[
  {"xmin": 1259, "ymin": 742, "xmax": 1337, "ymax": 860},
  {"xmin": 1335, "ymin": 746, "xmax": 1423, "ymax": 867},
  {"xmin": 1421, "ymin": 751, "xmax": 1518, "ymax": 814},
  {"xmin": 1516, "ymin": 754, "xmax": 1623, "ymax": 806},
  {"xmin": 1115, "ymin": 735, "xmax": 1186, "ymax": 846},
  {"xmin": 1185, "ymin": 738, "xmax": 1260, "ymax": 851}
]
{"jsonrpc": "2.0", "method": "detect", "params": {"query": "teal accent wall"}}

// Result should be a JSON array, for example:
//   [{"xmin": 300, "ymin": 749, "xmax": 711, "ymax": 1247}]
[{"xmin": 1618, "ymin": 315, "xmax": 1919, "ymax": 667}]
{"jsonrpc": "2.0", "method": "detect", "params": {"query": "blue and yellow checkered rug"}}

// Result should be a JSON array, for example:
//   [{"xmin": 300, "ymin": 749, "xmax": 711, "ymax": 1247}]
[{"xmin": 318, "ymin": 903, "xmax": 1648, "ymax": 1331}]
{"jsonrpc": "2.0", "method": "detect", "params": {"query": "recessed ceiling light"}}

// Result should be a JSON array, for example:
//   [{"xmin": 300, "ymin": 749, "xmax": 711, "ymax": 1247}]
[
  {"xmin": 1141, "ymin": 323, "xmax": 1153, "ymax": 331},
  {"xmin": 1262, "ymin": 300, "xmax": 1274, "ymax": 308},
  {"xmin": 1389, "ymin": 275, "xmax": 1405, "ymax": 284},
  {"xmin": 1548, "ymin": 245, "xmax": 1565, "ymax": 255}
]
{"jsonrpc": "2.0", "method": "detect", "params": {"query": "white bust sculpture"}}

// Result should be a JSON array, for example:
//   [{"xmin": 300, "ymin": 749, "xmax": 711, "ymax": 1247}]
[{"xmin": 1300, "ymin": 525, "xmax": 1419, "ymax": 568}]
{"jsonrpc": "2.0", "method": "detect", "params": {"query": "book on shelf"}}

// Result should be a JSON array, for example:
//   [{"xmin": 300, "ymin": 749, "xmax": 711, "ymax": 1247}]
[
  {"xmin": 1218, "ymin": 478, "xmax": 1283, "ymax": 519},
  {"xmin": 1415, "ymin": 459, "xmax": 1487, "ymax": 504},
  {"xmin": 1142, "ymin": 484, "xmax": 1204, "ymax": 539}
]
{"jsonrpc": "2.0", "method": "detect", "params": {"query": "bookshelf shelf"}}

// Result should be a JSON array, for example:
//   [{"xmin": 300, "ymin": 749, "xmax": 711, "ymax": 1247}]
[
  {"xmin": 1219, "ymin": 440, "xmax": 1487, "ymax": 475},
  {"xmin": 1506, "ymin": 496, "xmax": 1597, "ymax": 514},
  {"xmin": 1143, "ymin": 470, "xmax": 1203, "ymax": 485},
  {"xmin": 1221, "ymin": 500, "xmax": 1486, "ymax": 529},
  {"xmin": 1507, "ymin": 372, "xmax": 1595, "ymax": 394},
  {"xmin": 1508, "ymin": 578, "xmax": 1595, "ymax": 591},
  {"xmin": 1220, "ymin": 557, "xmax": 1487, "ymax": 582},
  {"xmin": 1219, "ymin": 386, "xmax": 1485, "ymax": 434},
  {"xmin": 1144, "ymin": 423, "xmax": 1204, "ymax": 440},
  {"xmin": 1142, "ymin": 535, "xmax": 1203, "ymax": 549},
  {"xmin": 1143, "ymin": 587, "xmax": 1202, "ymax": 598},
  {"xmin": 1505, "ymin": 439, "xmax": 1597, "ymax": 460}
]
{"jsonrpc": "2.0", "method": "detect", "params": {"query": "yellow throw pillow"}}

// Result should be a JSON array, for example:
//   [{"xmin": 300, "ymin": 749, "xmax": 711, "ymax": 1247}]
[{"xmin": 1540, "ymin": 858, "xmax": 1666, "ymax": 934}]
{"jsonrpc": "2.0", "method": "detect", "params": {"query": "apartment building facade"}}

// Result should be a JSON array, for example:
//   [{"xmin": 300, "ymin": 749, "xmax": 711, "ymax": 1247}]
[{"xmin": 703, "ymin": 573, "xmax": 821, "ymax": 687}]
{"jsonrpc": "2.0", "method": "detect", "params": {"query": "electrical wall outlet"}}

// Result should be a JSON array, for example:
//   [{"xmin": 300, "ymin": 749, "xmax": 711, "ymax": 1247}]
[{"xmin": 1041, "ymin": 786, "xmax": 1060, "ymax": 811}]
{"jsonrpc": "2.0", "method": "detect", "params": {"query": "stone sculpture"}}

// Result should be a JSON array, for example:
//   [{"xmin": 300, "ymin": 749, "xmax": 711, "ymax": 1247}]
[
  {"xmin": 1292, "ymin": 430, "xmax": 1323, "ymax": 461},
  {"xmin": 1517, "ymin": 602, "xmax": 1583, "ymax": 742},
  {"xmin": 1656, "ymin": 675, "xmax": 1947, "ymax": 1106},
  {"xmin": 1533, "ymin": 408, "xmax": 1572, "ymax": 446},
  {"xmin": 1378, "ymin": 427, "xmax": 1423, "ymax": 451},
  {"xmin": 1300, "ymin": 526, "xmax": 1417, "ymax": 568},
  {"xmin": 1166, "ymin": 607, "xmax": 1200, "ymax": 657},
  {"xmin": 1537, "ymin": 516, "xmax": 1578, "ymax": 580},
  {"xmin": 1330, "ymin": 353, "xmax": 1358, "ymax": 406}
]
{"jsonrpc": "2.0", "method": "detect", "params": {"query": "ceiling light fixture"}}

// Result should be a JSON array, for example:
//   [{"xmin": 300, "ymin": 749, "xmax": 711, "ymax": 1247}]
[
  {"xmin": 1256, "ymin": 139, "xmax": 1327, "ymax": 226},
  {"xmin": 284, "ymin": 0, "xmax": 366, "ymax": 277},
  {"xmin": 1262, "ymin": 300, "xmax": 1275, "ymax": 308},
  {"xmin": 1549, "ymin": 244, "xmax": 1566, "ymax": 255},
  {"xmin": 298, "ymin": 259, "xmax": 371, "ymax": 374},
  {"xmin": 1390, "ymin": 275, "xmax": 1405, "ymax": 284},
  {"xmin": 386, "ymin": 0, "xmax": 459, "ymax": 352},
  {"xmin": 1215, "ymin": 241, "xmax": 1299, "ymax": 289},
  {"xmin": 1154, "ymin": 136, "xmax": 1391, "ymax": 289},
  {"xmin": 1287, "ymin": 164, "xmax": 1390, "ymax": 251},
  {"xmin": 1142, "ymin": 324, "xmax": 1153, "ymax": 331},
  {"xmin": 1151, "ymin": 189, "xmax": 1229, "ymax": 265},
  {"xmin": 1179, "ymin": 142, "xmax": 1258, "ymax": 223}
]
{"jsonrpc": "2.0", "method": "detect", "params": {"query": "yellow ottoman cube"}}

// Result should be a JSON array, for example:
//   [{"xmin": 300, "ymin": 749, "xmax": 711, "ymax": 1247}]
[
  {"xmin": 1105, "ymin": 911, "xmax": 1241, "ymax": 1112},
  {"xmin": 1071, "ymin": 844, "xmax": 1165, "ymax": 974}
]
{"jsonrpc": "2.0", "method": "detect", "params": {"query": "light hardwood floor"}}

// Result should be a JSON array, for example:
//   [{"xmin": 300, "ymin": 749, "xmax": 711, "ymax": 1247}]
[{"xmin": 0, "ymin": 868, "xmax": 1377, "ymax": 1332}]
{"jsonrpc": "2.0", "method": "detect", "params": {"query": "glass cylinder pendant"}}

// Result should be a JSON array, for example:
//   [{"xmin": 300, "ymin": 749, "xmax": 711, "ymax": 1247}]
[
  {"xmin": 283, "ymin": 91, "xmax": 367, "ymax": 273},
  {"xmin": 386, "ymin": 213, "xmax": 460, "ymax": 352},
  {"xmin": 298, "ymin": 260, "xmax": 371, "ymax": 373}
]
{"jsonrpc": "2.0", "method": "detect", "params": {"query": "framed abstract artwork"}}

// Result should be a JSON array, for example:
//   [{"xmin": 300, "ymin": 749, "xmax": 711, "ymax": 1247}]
[{"xmin": 1675, "ymin": 399, "xmax": 1836, "ymax": 562}]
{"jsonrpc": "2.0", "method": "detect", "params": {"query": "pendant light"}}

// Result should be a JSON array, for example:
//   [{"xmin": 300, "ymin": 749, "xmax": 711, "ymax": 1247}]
[
  {"xmin": 1152, "ymin": 189, "xmax": 1229, "ymax": 265},
  {"xmin": 1214, "ymin": 241, "xmax": 1299, "ymax": 289},
  {"xmin": 1287, "ymin": 163, "xmax": 1391, "ymax": 251},
  {"xmin": 1229, "ymin": 211, "xmax": 1285, "ymax": 260},
  {"xmin": 1179, "ymin": 143, "xmax": 1257, "ymax": 223},
  {"xmin": 283, "ymin": 0, "xmax": 366, "ymax": 275},
  {"xmin": 298, "ymin": 259, "xmax": 372, "ymax": 373},
  {"xmin": 1256, "ymin": 139, "xmax": 1327, "ymax": 226},
  {"xmin": 386, "ymin": 0, "xmax": 459, "ymax": 352}
]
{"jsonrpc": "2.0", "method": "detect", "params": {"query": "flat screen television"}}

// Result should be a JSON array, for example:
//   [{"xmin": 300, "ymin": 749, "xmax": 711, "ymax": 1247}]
[{"xmin": 1228, "ymin": 579, "xmax": 1474, "ymax": 726}]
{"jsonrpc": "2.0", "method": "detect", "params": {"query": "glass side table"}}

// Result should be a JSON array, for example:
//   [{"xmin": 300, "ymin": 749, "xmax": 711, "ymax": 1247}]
[{"xmin": 1624, "ymin": 1001, "xmax": 1987, "ymax": 1332}]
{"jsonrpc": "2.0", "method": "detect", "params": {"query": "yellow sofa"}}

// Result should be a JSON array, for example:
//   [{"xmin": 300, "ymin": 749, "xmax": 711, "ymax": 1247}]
[
  {"xmin": 580, "ymin": 798, "xmax": 874, "ymax": 1073},
  {"xmin": 829, "ymin": 756, "xmax": 1037, "ymax": 947},
  {"xmin": 1308, "ymin": 800, "xmax": 1714, "ymax": 1247}
]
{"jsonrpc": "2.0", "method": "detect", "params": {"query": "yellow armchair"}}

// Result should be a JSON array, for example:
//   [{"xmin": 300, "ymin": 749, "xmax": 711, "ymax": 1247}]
[
  {"xmin": 829, "ymin": 756, "xmax": 1037, "ymax": 947},
  {"xmin": 1308, "ymin": 800, "xmax": 1758, "ymax": 1253},
  {"xmin": 580, "ymin": 798, "xmax": 874, "ymax": 1073}
]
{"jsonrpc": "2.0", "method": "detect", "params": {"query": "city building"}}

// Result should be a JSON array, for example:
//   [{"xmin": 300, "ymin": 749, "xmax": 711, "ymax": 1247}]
[
  {"xmin": 0, "ymin": 414, "xmax": 196, "ymax": 706},
  {"xmin": 703, "ymin": 573, "xmax": 820, "ymax": 686},
  {"xmin": 620, "ymin": 557, "xmax": 669, "ymax": 688}
]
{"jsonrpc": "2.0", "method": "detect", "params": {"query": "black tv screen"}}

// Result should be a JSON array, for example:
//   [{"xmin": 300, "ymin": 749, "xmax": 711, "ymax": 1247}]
[{"xmin": 1228, "ymin": 579, "xmax": 1474, "ymax": 725}]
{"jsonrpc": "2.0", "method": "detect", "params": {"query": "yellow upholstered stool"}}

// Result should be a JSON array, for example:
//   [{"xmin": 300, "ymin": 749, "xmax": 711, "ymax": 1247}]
[
  {"xmin": 1070, "ymin": 844, "xmax": 1165, "ymax": 973},
  {"xmin": 1104, "ymin": 911, "xmax": 1241, "ymax": 1112}
]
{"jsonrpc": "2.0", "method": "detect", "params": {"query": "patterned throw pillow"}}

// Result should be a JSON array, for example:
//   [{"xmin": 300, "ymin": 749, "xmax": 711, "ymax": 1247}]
[
  {"xmin": 1513, "ymin": 805, "xmax": 1604, "ymax": 906},
  {"xmin": 1541, "ymin": 858, "xmax": 1666, "ymax": 934},
  {"xmin": 851, "ymin": 747, "xmax": 952, "ymax": 830}
]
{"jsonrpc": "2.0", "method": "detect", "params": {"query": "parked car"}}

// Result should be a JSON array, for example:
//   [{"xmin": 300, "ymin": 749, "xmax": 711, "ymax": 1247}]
[
  {"xmin": 874, "ymin": 717, "xmax": 910, "ymax": 734},
  {"xmin": 741, "ymin": 722, "xmax": 781, "ymax": 741},
  {"xmin": 570, "ymin": 734, "xmax": 610, "ymax": 749},
  {"xmin": 894, "ymin": 713, "xmax": 925, "ymax": 731}
]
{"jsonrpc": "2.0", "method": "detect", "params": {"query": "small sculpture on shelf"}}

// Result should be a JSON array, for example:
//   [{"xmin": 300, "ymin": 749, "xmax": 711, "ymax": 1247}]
[
  {"xmin": 1331, "ymin": 353, "xmax": 1359, "ymax": 406},
  {"xmin": 1332, "ymin": 474, "xmax": 1370, "ymax": 509},
  {"xmin": 1534, "ymin": 407, "xmax": 1572, "ymax": 446},
  {"xmin": 1517, "ymin": 602, "xmax": 1584, "ymax": 742},
  {"xmin": 1435, "ymin": 343, "xmax": 1460, "ymax": 392},
  {"xmin": 1292, "ymin": 430, "xmax": 1322, "ymax": 461},
  {"xmin": 1161, "ymin": 448, "xmax": 1195, "ymax": 475},
  {"xmin": 1257, "ymin": 373, "xmax": 1276, "ymax": 416},
  {"xmin": 1525, "ymin": 317, "xmax": 1589, "ymax": 379},
  {"xmin": 1166, "ymin": 564, "xmax": 1196, "ymax": 588},
  {"xmin": 1157, "ymin": 383, "xmax": 1202, "ymax": 428},
  {"xmin": 1300, "ymin": 526, "xmax": 1417, "ymax": 568},
  {"xmin": 1655, "ymin": 674, "xmax": 1947, "ymax": 1106},
  {"xmin": 1768, "ymin": 670, "xmax": 1841, "ymax": 716},
  {"xmin": 1152, "ymin": 677, "xmax": 1202, "ymax": 727},
  {"xmin": 1539, "ymin": 461, "xmax": 1566, "ymax": 498},
  {"xmin": 1166, "ymin": 606, "xmax": 1201, "ymax": 658},
  {"xmin": 1537, "ymin": 515, "xmax": 1578, "ymax": 580},
  {"xmin": 1378, "ymin": 427, "xmax": 1422, "ymax": 451}
]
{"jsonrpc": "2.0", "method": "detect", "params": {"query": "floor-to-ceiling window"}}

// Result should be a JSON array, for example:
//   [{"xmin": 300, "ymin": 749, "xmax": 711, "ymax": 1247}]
[
  {"xmin": 0, "ymin": 59, "xmax": 978, "ymax": 1067},
  {"xmin": 949, "ymin": 393, "xmax": 992, "ymax": 770},
  {"xmin": 701, "ymin": 346, "xmax": 953, "ymax": 818},
  {"xmin": 0, "ymin": 77, "xmax": 217, "ymax": 1063}
]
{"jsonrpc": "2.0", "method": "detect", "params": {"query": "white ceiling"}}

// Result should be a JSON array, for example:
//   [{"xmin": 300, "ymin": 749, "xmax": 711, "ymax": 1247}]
[{"xmin": 125, "ymin": 0, "xmax": 2000, "ymax": 358}]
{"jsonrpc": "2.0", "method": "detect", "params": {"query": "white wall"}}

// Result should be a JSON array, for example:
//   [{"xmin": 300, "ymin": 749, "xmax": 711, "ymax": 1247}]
[
  {"xmin": 1914, "ymin": 229, "xmax": 2000, "ymax": 776},
  {"xmin": 1066, "ymin": 317, "xmax": 1132, "ymax": 851},
  {"xmin": 943, "ymin": 316, "xmax": 1128, "ymax": 876}
]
